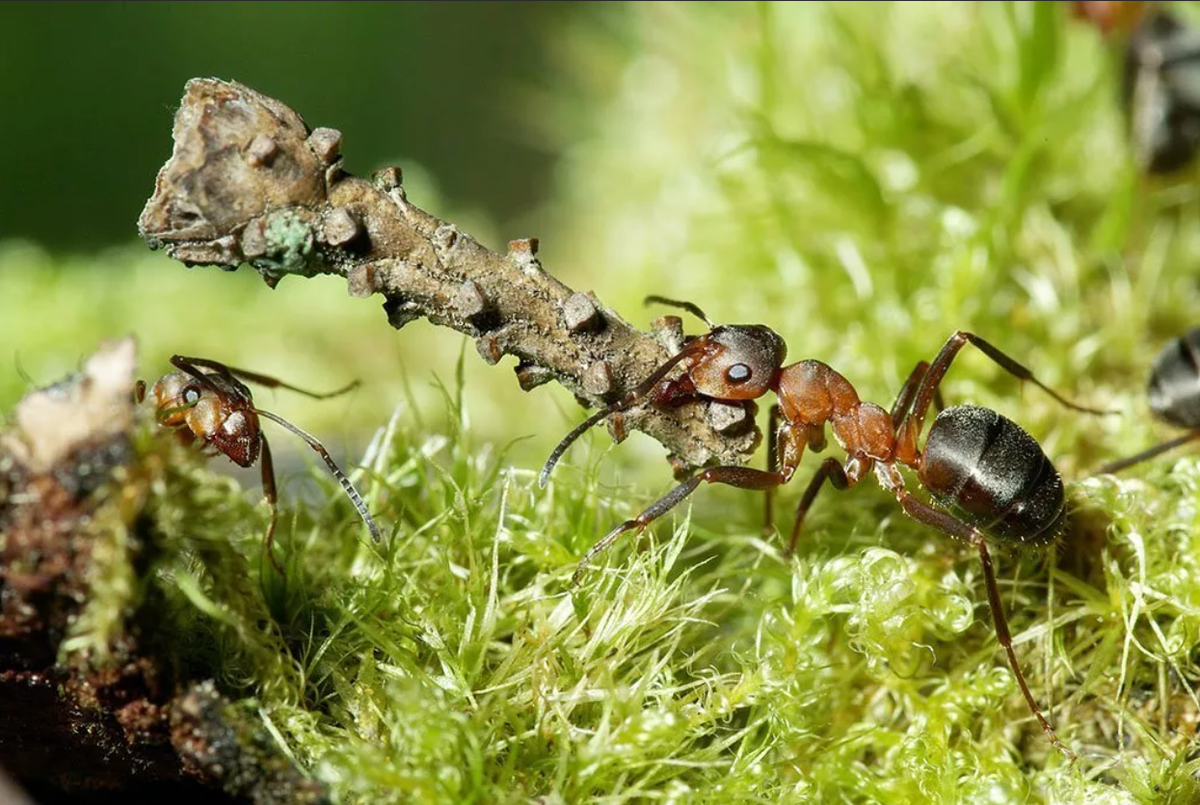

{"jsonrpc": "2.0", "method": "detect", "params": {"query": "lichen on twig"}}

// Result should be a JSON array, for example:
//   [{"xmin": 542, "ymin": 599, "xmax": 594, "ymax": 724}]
[{"xmin": 137, "ymin": 78, "xmax": 762, "ymax": 476}]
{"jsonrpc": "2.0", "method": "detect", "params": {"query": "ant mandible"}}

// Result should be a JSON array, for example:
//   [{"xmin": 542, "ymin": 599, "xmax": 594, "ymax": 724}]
[
  {"xmin": 135, "ymin": 355, "xmax": 381, "ymax": 573},
  {"xmin": 541, "ymin": 296, "xmax": 1114, "ymax": 760},
  {"xmin": 1098, "ymin": 326, "xmax": 1200, "ymax": 474}
]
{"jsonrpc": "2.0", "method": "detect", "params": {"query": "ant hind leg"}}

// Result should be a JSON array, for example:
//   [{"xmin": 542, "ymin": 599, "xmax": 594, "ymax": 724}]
[{"xmin": 889, "ymin": 483, "xmax": 1076, "ymax": 761}]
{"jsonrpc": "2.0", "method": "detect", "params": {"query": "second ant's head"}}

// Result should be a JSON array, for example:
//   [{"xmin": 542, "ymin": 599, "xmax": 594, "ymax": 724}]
[
  {"xmin": 150, "ymin": 370, "xmax": 261, "ymax": 467},
  {"xmin": 687, "ymin": 324, "xmax": 787, "ymax": 400}
]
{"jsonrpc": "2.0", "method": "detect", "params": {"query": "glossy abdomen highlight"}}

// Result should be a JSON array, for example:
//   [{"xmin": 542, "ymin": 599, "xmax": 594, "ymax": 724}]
[{"xmin": 919, "ymin": 405, "xmax": 1064, "ymax": 546}]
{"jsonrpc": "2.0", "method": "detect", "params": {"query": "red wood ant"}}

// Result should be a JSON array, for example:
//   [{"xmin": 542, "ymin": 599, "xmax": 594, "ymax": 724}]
[
  {"xmin": 541, "ymin": 297, "xmax": 1115, "ymax": 760},
  {"xmin": 135, "ymin": 356, "xmax": 381, "ymax": 572},
  {"xmin": 1099, "ymin": 326, "xmax": 1200, "ymax": 474}
]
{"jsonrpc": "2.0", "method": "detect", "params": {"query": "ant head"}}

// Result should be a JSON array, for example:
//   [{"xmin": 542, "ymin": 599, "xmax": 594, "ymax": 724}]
[
  {"xmin": 150, "ymin": 369, "xmax": 260, "ymax": 466},
  {"xmin": 688, "ymin": 324, "xmax": 787, "ymax": 400}
]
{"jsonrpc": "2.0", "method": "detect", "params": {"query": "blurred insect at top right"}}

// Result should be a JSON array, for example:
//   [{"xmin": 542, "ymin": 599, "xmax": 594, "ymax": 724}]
[
  {"xmin": 1098, "ymin": 327, "xmax": 1200, "ymax": 474},
  {"xmin": 1072, "ymin": 0, "xmax": 1200, "ymax": 175}
]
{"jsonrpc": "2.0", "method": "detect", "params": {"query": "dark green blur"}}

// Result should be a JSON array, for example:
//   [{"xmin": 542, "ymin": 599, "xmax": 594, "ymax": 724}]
[{"xmin": 0, "ymin": 1, "xmax": 582, "ymax": 251}]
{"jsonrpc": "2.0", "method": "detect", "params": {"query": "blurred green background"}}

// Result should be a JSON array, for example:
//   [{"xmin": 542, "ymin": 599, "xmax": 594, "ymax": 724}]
[{"xmin": 0, "ymin": 1, "xmax": 576, "ymax": 250}]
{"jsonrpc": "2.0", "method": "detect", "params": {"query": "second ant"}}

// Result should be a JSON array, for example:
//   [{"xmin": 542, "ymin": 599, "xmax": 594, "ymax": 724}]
[{"xmin": 136, "ymin": 355, "xmax": 381, "ymax": 573}]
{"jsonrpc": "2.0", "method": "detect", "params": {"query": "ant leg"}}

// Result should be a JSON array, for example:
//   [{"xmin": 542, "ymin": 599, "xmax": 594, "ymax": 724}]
[
  {"xmin": 539, "ymin": 341, "xmax": 705, "ymax": 487},
  {"xmin": 644, "ymin": 295, "xmax": 716, "ymax": 327},
  {"xmin": 573, "ymin": 466, "xmax": 787, "ymax": 585},
  {"xmin": 259, "ymin": 434, "xmax": 284, "ymax": 576},
  {"xmin": 254, "ymin": 409, "xmax": 382, "ymax": 543},
  {"xmin": 134, "ymin": 380, "xmax": 147, "ymax": 404},
  {"xmin": 785, "ymin": 458, "xmax": 851, "ymax": 558},
  {"xmin": 171, "ymin": 355, "xmax": 360, "ymax": 399},
  {"xmin": 890, "ymin": 361, "xmax": 944, "ymax": 427},
  {"xmin": 764, "ymin": 404, "xmax": 782, "ymax": 535},
  {"xmin": 887, "ymin": 481, "xmax": 1076, "ymax": 761},
  {"xmin": 1097, "ymin": 430, "xmax": 1200, "ymax": 474},
  {"xmin": 897, "ymin": 331, "xmax": 1112, "ymax": 457}
]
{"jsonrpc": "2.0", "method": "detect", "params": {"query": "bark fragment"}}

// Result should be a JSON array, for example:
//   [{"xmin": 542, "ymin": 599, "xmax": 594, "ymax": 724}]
[{"xmin": 138, "ymin": 77, "xmax": 762, "ymax": 474}]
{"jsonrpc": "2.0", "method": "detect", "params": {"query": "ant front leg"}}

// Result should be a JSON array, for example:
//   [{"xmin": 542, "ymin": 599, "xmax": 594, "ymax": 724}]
[
  {"xmin": 258, "ymin": 434, "xmax": 284, "ymax": 576},
  {"xmin": 881, "ymin": 468, "xmax": 1076, "ymax": 761},
  {"xmin": 764, "ymin": 404, "xmax": 782, "ymax": 535},
  {"xmin": 573, "ymin": 466, "xmax": 788, "ymax": 585}
]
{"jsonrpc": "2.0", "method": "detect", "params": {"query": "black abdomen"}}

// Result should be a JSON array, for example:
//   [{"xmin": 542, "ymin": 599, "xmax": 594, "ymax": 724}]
[
  {"xmin": 1148, "ymin": 327, "xmax": 1200, "ymax": 428},
  {"xmin": 918, "ymin": 405, "xmax": 1064, "ymax": 546}
]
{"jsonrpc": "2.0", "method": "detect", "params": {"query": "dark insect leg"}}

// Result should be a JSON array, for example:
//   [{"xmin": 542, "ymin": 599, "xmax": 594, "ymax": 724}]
[
  {"xmin": 255, "ymin": 409, "xmax": 382, "ymax": 544},
  {"xmin": 764, "ymin": 404, "xmax": 782, "ymax": 535},
  {"xmin": 890, "ymin": 361, "xmax": 945, "ymax": 427},
  {"xmin": 644, "ymin": 295, "xmax": 716, "ymax": 327},
  {"xmin": 572, "ymin": 466, "xmax": 787, "ymax": 585},
  {"xmin": 785, "ymin": 458, "xmax": 851, "ymax": 557},
  {"xmin": 539, "ymin": 341, "xmax": 705, "ymax": 488},
  {"xmin": 1097, "ymin": 430, "xmax": 1200, "ymax": 475},
  {"xmin": 133, "ymin": 379, "xmax": 147, "ymax": 404},
  {"xmin": 171, "ymin": 355, "xmax": 360, "ymax": 399},
  {"xmin": 259, "ymin": 434, "xmax": 284, "ymax": 576},
  {"xmin": 897, "ymin": 331, "xmax": 1112, "ymax": 455},
  {"xmin": 888, "ymin": 484, "xmax": 1076, "ymax": 761}
]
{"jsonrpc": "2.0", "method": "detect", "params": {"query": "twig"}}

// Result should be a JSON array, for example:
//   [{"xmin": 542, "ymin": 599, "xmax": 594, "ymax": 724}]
[{"xmin": 137, "ymin": 78, "xmax": 761, "ymax": 475}]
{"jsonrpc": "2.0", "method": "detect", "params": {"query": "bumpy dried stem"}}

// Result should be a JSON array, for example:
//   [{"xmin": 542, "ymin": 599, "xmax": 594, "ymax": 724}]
[{"xmin": 137, "ymin": 78, "xmax": 761, "ymax": 475}]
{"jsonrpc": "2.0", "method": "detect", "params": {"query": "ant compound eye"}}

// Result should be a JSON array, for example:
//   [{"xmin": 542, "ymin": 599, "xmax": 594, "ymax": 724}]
[
  {"xmin": 183, "ymin": 386, "xmax": 201, "ymax": 405},
  {"xmin": 726, "ymin": 363, "xmax": 752, "ymax": 384}
]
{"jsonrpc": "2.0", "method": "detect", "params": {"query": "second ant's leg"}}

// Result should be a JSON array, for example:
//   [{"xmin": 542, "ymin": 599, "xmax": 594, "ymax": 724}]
[
  {"xmin": 784, "ymin": 458, "xmax": 850, "ymax": 557},
  {"xmin": 764, "ymin": 404, "xmax": 782, "ymax": 535},
  {"xmin": 258, "ymin": 434, "xmax": 284, "ymax": 576},
  {"xmin": 573, "ymin": 466, "xmax": 787, "ymax": 585},
  {"xmin": 888, "ymin": 483, "xmax": 1075, "ymax": 762},
  {"xmin": 1097, "ymin": 431, "xmax": 1200, "ymax": 475}
]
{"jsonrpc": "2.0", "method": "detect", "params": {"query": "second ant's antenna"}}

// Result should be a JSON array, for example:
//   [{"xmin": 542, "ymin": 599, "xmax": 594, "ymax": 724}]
[{"xmin": 255, "ymin": 409, "xmax": 382, "ymax": 543}]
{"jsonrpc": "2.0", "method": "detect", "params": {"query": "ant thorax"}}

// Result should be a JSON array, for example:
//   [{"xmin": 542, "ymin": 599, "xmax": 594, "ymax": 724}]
[{"xmin": 776, "ymin": 360, "xmax": 894, "ymax": 462}]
